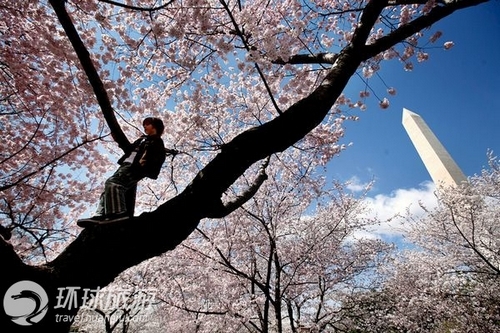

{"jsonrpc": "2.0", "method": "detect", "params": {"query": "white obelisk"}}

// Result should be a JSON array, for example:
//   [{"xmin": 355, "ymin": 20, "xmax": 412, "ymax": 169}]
[{"xmin": 402, "ymin": 108, "xmax": 467, "ymax": 187}]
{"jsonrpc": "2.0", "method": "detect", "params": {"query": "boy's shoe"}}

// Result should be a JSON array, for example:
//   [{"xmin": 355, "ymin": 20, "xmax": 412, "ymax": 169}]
[
  {"xmin": 77, "ymin": 215, "xmax": 105, "ymax": 228},
  {"xmin": 99, "ymin": 213, "xmax": 129, "ymax": 224},
  {"xmin": 77, "ymin": 214, "xmax": 129, "ymax": 228}
]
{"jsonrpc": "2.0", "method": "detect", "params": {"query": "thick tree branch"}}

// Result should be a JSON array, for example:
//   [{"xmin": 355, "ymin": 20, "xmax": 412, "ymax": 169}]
[
  {"xmin": 361, "ymin": 0, "xmax": 489, "ymax": 61},
  {"xmin": 0, "ymin": 224, "xmax": 12, "ymax": 240},
  {"xmin": 0, "ymin": 236, "xmax": 23, "ymax": 269},
  {"xmin": 48, "ymin": 0, "xmax": 130, "ymax": 151},
  {"xmin": 351, "ymin": 0, "xmax": 389, "ymax": 48}
]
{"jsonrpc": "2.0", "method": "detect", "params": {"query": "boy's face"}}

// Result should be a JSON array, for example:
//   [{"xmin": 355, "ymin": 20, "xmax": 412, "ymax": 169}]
[{"xmin": 143, "ymin": 122, "xmax": 157, "ymax": 136}]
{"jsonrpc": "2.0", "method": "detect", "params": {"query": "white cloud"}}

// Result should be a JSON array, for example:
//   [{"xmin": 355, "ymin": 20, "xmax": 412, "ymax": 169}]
[
  {"xmin": 354, "ymin": 181, "xmax": 438, "ymax": 240},
  {"xmin": 345, "ymin": 175, "xmax": 371, "ymax": 193}
]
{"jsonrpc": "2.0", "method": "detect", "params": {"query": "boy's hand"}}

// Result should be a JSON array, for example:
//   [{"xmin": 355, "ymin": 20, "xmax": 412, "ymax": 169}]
[{"xmin": 166, "ymin": 148, "xmax": 179, "ymax": 156}]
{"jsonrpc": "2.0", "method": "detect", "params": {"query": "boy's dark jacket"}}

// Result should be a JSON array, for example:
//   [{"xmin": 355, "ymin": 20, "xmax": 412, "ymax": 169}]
[{"xmin": 117, "ymin": 135, "xmax": 165, "ymax": 179}]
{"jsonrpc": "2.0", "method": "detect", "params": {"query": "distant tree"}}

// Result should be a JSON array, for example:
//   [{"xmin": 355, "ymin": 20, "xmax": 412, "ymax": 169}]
[
  {"xmin": 341, "ymin": 152, "xmax": 500, "ymax": 332},
  {"xmin": 0, "ymin": 0, "xmax": 490, "ymax": 331}
]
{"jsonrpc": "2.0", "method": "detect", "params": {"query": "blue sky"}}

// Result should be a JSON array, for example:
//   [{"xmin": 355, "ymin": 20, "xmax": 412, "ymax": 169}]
[{"xmin": 329, "ymin": 0, "xmax": 500, "ymax": 197}]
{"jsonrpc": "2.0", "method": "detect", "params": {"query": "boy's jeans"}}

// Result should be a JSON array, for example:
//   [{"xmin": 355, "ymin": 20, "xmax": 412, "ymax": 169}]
[{"xmin": 96, "ymin": 164, "xmax": 140, "ymax": 217}]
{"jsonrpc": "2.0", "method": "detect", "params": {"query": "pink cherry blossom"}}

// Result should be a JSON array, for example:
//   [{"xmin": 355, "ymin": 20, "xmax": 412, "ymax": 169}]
[
  {"xmin": 379, "ymin": 98, "xmax": 390, "ymax": 109},
  {"xmin": 444, "ymin": 41, "xmax": 455, "ymax": 50},
  {"xmin": 417, "ymin": 51, "xmax": 429, "ymax": 62}
]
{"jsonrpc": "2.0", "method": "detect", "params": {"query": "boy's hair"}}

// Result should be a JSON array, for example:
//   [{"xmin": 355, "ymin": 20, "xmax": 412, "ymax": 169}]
[{"xmin": 143, "ymin": 117, "xmax": 164, "ymax": 136}]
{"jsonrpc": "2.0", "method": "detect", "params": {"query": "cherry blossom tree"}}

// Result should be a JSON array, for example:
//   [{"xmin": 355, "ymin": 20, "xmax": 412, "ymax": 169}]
[
  {"xmin": 78, "ymin": 163, "xmax": 392, "ymax": 333},
  {"xmin": 341, "ymin": 152, "xmax": 500, "ymax": 332},
  {"xmin": 0, "ymin": 0, "xmax": 490, "ymax": 331}
]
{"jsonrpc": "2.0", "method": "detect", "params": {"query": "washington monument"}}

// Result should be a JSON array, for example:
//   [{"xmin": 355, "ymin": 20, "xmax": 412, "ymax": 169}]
[{"xmin": 402, "ymin": 108, "xmax": 467, "ymax": 187}]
